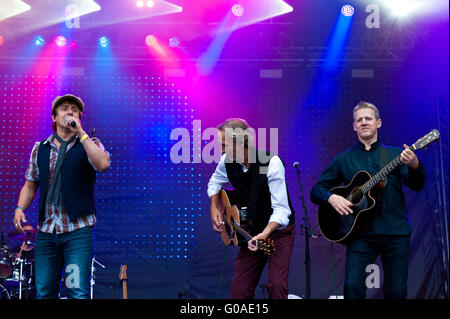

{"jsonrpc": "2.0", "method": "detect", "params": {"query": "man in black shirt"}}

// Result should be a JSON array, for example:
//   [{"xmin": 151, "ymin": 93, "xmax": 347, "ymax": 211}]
[{"xmin": 311, "ymin": 101, "xmax": 425, "ymax": 299}]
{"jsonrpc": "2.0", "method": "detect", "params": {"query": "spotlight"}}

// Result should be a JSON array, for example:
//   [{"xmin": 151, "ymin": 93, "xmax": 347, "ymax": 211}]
[
  {"xmin": 0, "ymin": 35, "xmax": 4, "ymax": 46},
  {"xmin": 34, "ymin": 35, "xmax": 45, "ymax": 47},
  {"xmin": 145, "ymin": 35, "xmax": 157, "ymax": 47},
  {"xmin": 169, "ymin": 37, "xmax": 180, "ymax": 48},
  {"xmin": 231, "ymin": 4, "xmax": 245, "ymax": 17},
  {"xmin": 55, "ymin": 36, "xmax": 67, "ymax": 47},
  {"xmin": 384, "ymin": 0, "xmax": 422, "ymax": 18},
  {"xmin": 147, "ymin": 0, "xmax": 155, "ymax": 8},
  {"xmin": 136, "ymin": 1, "xmax": 144, "ymax": 8},
  {"xmin": 341, "ymin": 5, "xmax": 355, "ymax": 17},
  {"xmin": 70, "ymin": 40, "xmax": 78, "ymax": 49},
  {"xmin": 99, "ymin": 36, "xmax": 110, "ymax": 48}
]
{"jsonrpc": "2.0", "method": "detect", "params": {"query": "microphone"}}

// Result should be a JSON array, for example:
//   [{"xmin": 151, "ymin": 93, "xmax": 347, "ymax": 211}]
[
  {"xmin": 64, "ymin": 115, "xmax": 76, "ymax": 128},
  {"xmin": 293, "ymin": 162, "xmax": 300, "ymax": 168}
]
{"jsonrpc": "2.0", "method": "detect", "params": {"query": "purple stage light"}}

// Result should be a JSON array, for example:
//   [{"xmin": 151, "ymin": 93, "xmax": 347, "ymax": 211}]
[
  {"xmin": 231, "ymin": 4, "xmax": 245, "ymax": 17},
  {"xmin": 55, "ymin": 36, "xmax": 67, "ymax": 47},
  {"xmin": 341, "ymin": 5, "xmax": 355, "ymax": 17},
  {"xmin": 169, "ymin": 37, "xmax": 180, "ymax": 48}
]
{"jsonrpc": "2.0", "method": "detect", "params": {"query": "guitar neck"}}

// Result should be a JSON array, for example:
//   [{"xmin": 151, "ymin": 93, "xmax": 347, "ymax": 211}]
[
  {"xmin": 122, "ymin": 281, "xmax": 128, "ymax": 299},
  {"xmin": 362, "ymin": 153, "xmax": 402, "ymax": 193},
  {"xmin": 232, "ymin": 222, "xmax": 253, "ymax": 241}
]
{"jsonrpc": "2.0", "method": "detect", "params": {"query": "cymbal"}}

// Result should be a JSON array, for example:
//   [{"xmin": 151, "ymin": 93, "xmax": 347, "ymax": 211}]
[{"xmin": 7, "ymin": 225, "xmax": 36, "ymax": 242}]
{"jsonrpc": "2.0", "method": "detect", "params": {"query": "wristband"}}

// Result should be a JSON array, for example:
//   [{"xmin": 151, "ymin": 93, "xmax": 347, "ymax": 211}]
[
  {"xmin": 15, "ymin": 206, "xmax": 24, "ymax": 212},
  {"xmin": 80, "ymin": 133, "xmax": 89, "ymax": 143}
]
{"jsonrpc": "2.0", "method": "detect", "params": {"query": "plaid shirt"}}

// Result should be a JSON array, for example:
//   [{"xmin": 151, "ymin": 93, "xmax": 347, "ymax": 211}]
[{"xmin": 25, "ymin": 133, "xmax": 110, "ymax": 234}]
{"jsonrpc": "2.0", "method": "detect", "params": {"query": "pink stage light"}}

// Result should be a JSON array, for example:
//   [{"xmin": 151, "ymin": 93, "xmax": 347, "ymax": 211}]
[
  {"xmin": 0, "ymin": 35, "xmax": 4, "ymax": 46},
  {"xmin": 231, "ymin": 4, "xmax": 245, "ymax": 17},
  {"xmin": 145, "ymin": 35, "xmax": 157, "ymax": 47},
  {"xmin": 55, "ymin": 36, "xmax": 67, "ymax": 47}
]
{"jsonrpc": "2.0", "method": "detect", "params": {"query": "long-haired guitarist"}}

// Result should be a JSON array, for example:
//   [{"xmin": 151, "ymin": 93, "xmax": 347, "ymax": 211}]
[
  {"xmin": 310, "ymin": 101, "xmax": 425, "ymax": 299},
  {"xmin": 207, "ymin": 118, "xmax": 296, "ymax": 299}
]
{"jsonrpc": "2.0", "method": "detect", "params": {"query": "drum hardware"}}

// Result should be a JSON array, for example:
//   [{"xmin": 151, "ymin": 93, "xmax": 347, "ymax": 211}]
[{"xmin": 0, "ymin": 229, "xmax": 36, "ymax": 299}]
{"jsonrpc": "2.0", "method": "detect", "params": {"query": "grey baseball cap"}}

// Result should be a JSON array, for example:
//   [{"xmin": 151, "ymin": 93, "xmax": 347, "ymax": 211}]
[{"xmin": 52, "ymin": 94, "xmax": 84, "ymax": 113}]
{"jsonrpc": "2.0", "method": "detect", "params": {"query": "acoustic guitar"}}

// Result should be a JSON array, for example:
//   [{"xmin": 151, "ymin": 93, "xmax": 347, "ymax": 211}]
[
  {"xmin": 317, "ymin": 129, "xmax": 440, "ymax": 245},
  {"xmin": 220, "ymin": 189, "xmax": 275, "ymax": 256}
]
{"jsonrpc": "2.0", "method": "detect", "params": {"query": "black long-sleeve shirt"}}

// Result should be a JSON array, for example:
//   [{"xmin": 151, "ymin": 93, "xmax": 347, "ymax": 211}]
[{"xmin": 310, "ymin": 140, "xmax": 425, "ymax": 236}]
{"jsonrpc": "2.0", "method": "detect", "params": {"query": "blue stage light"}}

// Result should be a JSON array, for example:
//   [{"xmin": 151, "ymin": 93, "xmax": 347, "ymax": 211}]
[
  {"xmin": 99, "ymin": 36, "xmax": 110, "ymax": 48},
  {"xmin": 34, "ymin": 35, "xmax": 45, "ymax": 47}
]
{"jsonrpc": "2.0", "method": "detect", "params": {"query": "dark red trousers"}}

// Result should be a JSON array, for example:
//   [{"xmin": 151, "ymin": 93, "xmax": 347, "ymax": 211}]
[{"xmin": 230, "ymin": 224, "xmax": 296, "ymax": 299}]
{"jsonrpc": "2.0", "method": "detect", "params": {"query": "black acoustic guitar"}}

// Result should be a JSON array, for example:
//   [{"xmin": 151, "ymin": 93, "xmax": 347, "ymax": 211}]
[
  {"xmin": 317, "ymin": 130, "xmax": 440, "ymax": 245},
  {"xmin": 219, "ymin": 189, "xmax": 275, "ymax": 256}
]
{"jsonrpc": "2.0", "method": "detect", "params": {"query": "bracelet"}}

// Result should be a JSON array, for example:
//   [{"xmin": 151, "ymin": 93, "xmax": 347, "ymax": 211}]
[
  {"xmin": 80, "ymin": 133, "xmax": 89, "ymax": 143},
  {"xmin": 15, "ymin": 206, "xmax": 24, "ymax": 212}
]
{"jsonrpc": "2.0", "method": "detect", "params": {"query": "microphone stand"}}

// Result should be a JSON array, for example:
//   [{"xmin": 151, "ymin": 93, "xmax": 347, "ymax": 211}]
[
  {"xmin": 90, "ymin": 256, "xmax": 105, "ymax": 299},
  {"xmin": 294, "ymin": 163, "xmax": 312, "ymax": 299}
]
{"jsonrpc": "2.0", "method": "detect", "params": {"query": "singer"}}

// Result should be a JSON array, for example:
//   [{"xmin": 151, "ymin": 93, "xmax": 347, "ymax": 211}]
[
  {"xmin": 207, "ymin": 118, "xmax": 296, "ymax": 298},
  {"xmin": 13, "ymin": 94, "xmax": 110, "ymax": 299}
]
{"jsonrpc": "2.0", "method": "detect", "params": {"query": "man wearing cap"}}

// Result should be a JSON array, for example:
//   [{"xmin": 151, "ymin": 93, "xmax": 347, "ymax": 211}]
[{"xmin": 13, "ymin": 94, "xmax": 110, "ymax": 299}]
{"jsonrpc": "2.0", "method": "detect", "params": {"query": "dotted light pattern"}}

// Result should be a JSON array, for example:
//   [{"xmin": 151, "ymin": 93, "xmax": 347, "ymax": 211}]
[
  {"xmin": 0, "ymin": 73, "xmax": 200, "ymax": 260},
  {"xmin": 231, "ymin": 4, "xmax": 245, "ymax": 17},
  {"xmin": 341, "ymin": 5, "xmax": 355, "ymax": 17}
]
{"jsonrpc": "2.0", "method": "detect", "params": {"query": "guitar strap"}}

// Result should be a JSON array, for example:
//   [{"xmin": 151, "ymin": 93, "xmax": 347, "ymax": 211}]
[{"xmin": 380, "ymin": 146, "xmax": 389, "ymax": 185}]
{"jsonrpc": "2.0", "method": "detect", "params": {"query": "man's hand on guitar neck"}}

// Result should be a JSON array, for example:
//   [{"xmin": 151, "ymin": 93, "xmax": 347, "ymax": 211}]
[
  {"xmin": 400, "ymin": 144, "xmax": 419, "ymax": 169},
  {"xmin": 210, "ymin": 193, "xmax": 224, "ymax": 232},
  {"xmin": 328, "ymin": 194, "xmax": 354, "ymax": 215},
  {"xmin": 248, "ymin": 222, "xmax": 279, "ymax": 252}
]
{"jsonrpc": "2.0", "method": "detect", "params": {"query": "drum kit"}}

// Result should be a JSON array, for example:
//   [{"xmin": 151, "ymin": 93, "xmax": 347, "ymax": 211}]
[{"xmin": 0, "ymin": 224, "xmax": 36, "ymax": 299}]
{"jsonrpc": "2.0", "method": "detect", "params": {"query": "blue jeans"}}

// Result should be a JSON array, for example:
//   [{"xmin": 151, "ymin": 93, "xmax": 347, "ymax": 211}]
[
  {"xmin": 34, "ymin": 227, "xmax": 93, "ymax": 299},
  {"xmin": 344, "ymin": 234, "xmax": 410, "ymax": 299}
]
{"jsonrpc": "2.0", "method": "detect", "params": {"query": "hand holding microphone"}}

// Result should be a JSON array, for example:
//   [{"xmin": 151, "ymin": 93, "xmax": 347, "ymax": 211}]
[{"xmin": 64, "ymin": 115, "xmax": 77, "ymax": 128}]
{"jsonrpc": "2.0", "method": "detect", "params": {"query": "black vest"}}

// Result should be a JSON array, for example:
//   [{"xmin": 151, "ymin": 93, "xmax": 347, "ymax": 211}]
[
  {"xmin": 37, "ymin": 139, "xmax": 96, "ymax": 223},
  {"xmin": 224, "ymin": 151, "xmax": 295, "ymax": 235}
]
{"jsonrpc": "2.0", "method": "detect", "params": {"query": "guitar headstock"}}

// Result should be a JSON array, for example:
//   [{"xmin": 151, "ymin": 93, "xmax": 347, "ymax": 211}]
[
  {"xmin": 411, "ymin": 129, "xmax": 440, "ymax": 151},
  {"xmin": 257, "ymin": 239, "xmax": 275, "ymax": 257},
  {"xmin": 119, "ymin": 264, "xmax": 127, "ymax": 281}
]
